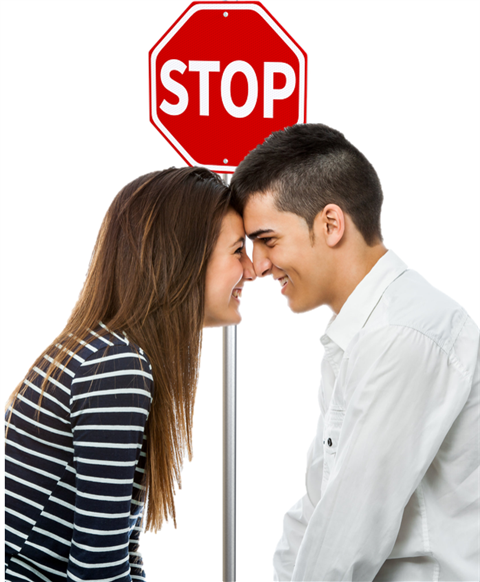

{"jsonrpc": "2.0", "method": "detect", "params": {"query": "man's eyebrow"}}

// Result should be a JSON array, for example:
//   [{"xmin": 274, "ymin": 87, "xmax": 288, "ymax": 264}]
[{"xmin": 246, "ymin": 228, "xmax": 274, "ymax": 240}]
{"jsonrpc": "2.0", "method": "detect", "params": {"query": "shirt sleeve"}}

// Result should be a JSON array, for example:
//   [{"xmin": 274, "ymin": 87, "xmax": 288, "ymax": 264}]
[
  {"xmin": 273, "ymin": 494, "xmax": 315, "ymax": 581},
  {"xmin": 67, "ymin": 343, "xmax": 153, "ymax": 582},
  {"xmin": 273, "ymin": 414, "xmax": 324, "ymax": 581},
  {"xmin": 291, "ymin": 323, "xmax": 474, "ymax": 582}
]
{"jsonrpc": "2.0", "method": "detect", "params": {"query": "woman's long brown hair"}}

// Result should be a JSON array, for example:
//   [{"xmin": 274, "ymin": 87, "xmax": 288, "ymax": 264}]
[{"xmin": 5, "ymin": 167, "xmax": 231, "ymax": 532}]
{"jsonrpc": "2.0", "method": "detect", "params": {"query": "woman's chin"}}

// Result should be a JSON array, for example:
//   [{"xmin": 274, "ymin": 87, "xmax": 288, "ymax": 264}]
[
  {"xmin": 221, "ymin": 310, "xmax": 242, "ymax": 327},
  {"xmin": 202, "ymin": 310, "xmax": 242, "ymax": 328},
  {"xmin": 228, "ymin": 312, "xmax": 242, "ymax": 326},
  {"xmin": 228, "ymin": 303, "xmax": 242, "ymax": 325}
]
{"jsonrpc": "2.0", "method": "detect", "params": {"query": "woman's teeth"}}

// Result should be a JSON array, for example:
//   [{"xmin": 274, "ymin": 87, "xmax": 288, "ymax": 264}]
[{"xmin": 279, "ymin": 276, "xmax": 288, "ymax": 287}]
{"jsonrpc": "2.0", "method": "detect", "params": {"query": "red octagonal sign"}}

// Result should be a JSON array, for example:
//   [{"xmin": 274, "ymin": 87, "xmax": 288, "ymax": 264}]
[{"xmin": 149, "ymin": 1, "xmax": 307, "ymax": 173}]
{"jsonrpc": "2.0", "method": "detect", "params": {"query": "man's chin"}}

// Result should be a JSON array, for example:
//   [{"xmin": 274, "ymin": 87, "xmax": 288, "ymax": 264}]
[
  {"xmin": 287, "ymin": 298, "xmax": 305, "ymax": 314},
  {"xmin": 287, "ymin": 296, "xmax": 319, "ymax": 314}
]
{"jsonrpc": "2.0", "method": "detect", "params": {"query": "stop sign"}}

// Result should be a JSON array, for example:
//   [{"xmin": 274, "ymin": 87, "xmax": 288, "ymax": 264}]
[{"xmin": 149, "ymin": 1, "xmax": 307, "ymax": 173}]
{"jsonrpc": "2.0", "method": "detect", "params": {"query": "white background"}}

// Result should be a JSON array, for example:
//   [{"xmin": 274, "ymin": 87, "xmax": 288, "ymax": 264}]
[{"xmin": 1, "ymin": 1, "xmax": 479, "ymax": 580}]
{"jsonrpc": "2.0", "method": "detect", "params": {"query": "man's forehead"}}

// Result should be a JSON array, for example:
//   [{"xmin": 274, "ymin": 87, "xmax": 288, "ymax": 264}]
[
  {"xmin": 244, "ymin": 189, "xmax": 277, "ymax": 209},
  {"xmin": 243, "ymin": 190, "xmax": 280, "ymax": 220},
  {"xmin": 243, "ymin": 191, "xmax": 280, "ymax": 238},
  {"xmin": 243, "ymin": 191, "xmax": 312, "ymax": 240}
]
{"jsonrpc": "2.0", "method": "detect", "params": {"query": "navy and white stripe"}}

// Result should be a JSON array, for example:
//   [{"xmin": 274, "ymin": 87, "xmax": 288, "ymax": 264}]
[{"xmin": 5, "ymin": 328, "xmax": 153, "ymax": 582}]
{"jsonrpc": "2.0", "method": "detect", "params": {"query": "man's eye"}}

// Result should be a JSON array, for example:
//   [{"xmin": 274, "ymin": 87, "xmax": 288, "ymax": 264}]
[{"xmin": 260, "ymin": 237, "xmax": 273, "ymax": 245}]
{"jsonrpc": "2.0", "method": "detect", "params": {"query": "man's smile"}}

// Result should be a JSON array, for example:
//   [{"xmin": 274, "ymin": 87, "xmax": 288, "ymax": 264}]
[{"xmin": 276, "ymin": 275, "xmax": 289, "ymax": 292}]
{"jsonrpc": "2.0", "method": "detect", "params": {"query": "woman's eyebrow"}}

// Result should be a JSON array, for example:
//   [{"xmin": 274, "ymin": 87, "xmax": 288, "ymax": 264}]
[
  {"xmin": 230, "ymin": 236, "xmax": 245, "ymax": 247},
  {"xmin": 247, "ymin": 228, "xmax": 274, "ymax": 240}
]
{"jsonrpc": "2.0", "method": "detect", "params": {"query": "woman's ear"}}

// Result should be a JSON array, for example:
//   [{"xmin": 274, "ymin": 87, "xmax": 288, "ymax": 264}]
[{"xmin": 314, "ymin": 204, "xmax": 345, "ymax": 248}]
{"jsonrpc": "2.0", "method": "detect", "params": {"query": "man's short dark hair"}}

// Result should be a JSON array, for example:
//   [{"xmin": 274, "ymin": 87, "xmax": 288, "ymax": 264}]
[{"xmin": 230, "ymin": 123, "xmax": 383, "ymax": 245}]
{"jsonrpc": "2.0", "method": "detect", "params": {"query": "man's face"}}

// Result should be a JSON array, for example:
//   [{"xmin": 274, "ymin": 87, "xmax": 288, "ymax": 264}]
[{"xmin": 243, "ymin": 191, "xmax": 332, "ymax": 313}]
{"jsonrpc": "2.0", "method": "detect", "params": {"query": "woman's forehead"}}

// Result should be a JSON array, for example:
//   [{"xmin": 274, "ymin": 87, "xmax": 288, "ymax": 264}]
[{"xmin": 221, "ymin": 209, "xmax": 245, "ymax": 239}]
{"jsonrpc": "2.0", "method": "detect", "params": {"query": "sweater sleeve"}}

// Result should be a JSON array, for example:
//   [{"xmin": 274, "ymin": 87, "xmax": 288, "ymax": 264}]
[{"xmin": 67, "ymin": 342, "xmax": 153, "ymax": 582}]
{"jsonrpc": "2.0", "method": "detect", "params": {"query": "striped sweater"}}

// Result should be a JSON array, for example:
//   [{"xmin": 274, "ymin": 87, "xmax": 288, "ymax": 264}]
[{"xmin": 5, "ymin": 326, "xmax": 153, "ymax": 582}]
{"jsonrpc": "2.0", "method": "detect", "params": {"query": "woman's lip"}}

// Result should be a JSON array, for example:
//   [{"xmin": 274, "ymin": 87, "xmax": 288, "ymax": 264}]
[{"xmin": 232, "ymin": 287, "xmax": 243, "ymax": 302}]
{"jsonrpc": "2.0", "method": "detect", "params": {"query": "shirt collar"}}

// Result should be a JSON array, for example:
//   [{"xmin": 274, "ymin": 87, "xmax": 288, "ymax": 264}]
[{"xmin": 323, "ymin": 250, "xmax": 408, "ymax": 351}]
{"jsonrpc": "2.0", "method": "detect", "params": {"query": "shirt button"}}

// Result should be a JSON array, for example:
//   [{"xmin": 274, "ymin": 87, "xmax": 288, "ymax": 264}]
[{"xmin": 327, "ymin": 438, "xmax": 333, "ymax": 447}]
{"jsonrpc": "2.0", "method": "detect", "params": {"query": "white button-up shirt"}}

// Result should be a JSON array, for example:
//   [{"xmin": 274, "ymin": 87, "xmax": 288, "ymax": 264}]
[{"xmin": 273, "ymin": 250, "xmax": 479, "ymax": 582}]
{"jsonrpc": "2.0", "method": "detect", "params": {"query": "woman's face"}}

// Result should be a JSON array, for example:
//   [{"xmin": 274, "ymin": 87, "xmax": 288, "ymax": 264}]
[{"xmin": 204, "ymin": 210, "xmax": 255, "ymax": 327}]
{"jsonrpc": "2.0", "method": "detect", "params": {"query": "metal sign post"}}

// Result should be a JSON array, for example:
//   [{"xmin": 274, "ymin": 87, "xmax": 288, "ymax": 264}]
[
  {"xmin": 222, "ymin": 173, "xmax": 236, "ymax": 582},
  {"xmin": 223, "ymin": 324, "xmax": 236, "ymax": 582}
]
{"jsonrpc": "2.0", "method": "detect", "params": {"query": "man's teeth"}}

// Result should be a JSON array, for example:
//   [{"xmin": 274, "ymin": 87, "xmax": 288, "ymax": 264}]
[
  {"xmin": 279, "ymin": 276, "xmax": 288, "ymax": 287},
  {"xmin": 232, "ymin": 289, "xmax": 242, "ymax": 298}
]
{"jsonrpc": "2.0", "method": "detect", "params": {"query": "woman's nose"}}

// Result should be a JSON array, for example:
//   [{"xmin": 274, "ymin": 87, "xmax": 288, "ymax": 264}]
[{"xmin": 241, "ymin": 253, "xmax": 256, "ymax": 281}]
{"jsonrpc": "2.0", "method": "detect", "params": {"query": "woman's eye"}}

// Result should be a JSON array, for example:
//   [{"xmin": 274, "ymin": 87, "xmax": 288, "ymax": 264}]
[{"xmin": 234, "ymin": 246, "xmax": 244, "ymax": 255}]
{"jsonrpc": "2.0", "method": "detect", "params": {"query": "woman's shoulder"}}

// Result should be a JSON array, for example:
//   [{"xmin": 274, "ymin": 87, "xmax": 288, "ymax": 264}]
[
  {"xmin": 73, "ymin": 324, "xmax": 149, "ymax": 362},
  {"xmin": 71, "ymin": 324, "xmax": 153, "ymax": 389}
]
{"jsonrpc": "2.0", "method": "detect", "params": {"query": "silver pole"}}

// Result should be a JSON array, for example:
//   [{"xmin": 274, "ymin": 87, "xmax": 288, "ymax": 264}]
[
  {"xmin": 223, "ymin": 324, "xmax": 236, "ymax": 582},
  {"xmin": 222, "ymin": 173, "xmax": 236, "ymax": 582}
]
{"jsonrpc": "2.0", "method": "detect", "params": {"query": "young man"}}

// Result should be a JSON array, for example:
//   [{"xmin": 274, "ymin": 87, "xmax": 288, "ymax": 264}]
[{"xmin": 230, "ymin": 124, "xmax": 479, "ymax": 582}]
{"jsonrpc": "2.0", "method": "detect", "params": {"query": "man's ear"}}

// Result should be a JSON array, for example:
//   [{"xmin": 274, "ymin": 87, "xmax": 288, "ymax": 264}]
[{"xmin": 314, "ymin": 204, "xmax": 345, "ymax": 247}]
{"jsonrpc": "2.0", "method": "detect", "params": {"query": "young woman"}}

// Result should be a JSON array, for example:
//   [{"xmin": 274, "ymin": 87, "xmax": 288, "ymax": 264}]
[{"xmin": 5, "ymin": 167, "xmax": 255, "ymax": 582}]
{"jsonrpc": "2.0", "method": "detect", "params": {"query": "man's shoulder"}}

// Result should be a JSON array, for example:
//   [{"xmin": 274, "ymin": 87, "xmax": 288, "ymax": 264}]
[{"xmin": 373, "ymin": 269, "xmax": 475, "ymax": 354}]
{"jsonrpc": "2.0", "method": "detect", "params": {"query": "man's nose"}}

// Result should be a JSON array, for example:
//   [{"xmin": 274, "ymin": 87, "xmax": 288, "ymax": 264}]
[{"xmin": 253, "ymin": 246, "xmax": 272, "ymax": 277}]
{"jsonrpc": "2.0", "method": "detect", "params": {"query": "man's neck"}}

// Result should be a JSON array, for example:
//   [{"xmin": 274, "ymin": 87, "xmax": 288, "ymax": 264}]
[{"xmin": 330, "ymin": 243, "xmax": 388, "ymax": 314}]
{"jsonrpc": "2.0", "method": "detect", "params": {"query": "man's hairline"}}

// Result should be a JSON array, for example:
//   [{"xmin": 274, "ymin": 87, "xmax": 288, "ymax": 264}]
[{"xmin": 242, "ymin": 187, "xmax": 319, "ymax": 245}]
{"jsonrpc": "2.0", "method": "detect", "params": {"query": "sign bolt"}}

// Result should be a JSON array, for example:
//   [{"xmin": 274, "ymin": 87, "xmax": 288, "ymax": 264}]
[
  {"xmin": 223, "ymin": 159, "xmax": 228, "ymax": 164},
  {"xmin": 223, "ymin": 12, "xmax": 228, "ymax": 17}
]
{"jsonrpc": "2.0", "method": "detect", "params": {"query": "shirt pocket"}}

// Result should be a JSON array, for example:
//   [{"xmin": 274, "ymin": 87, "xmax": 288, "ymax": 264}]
[{"xmin": 321, "ymin": 408, "xmax": 345, "ymax": 497}]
